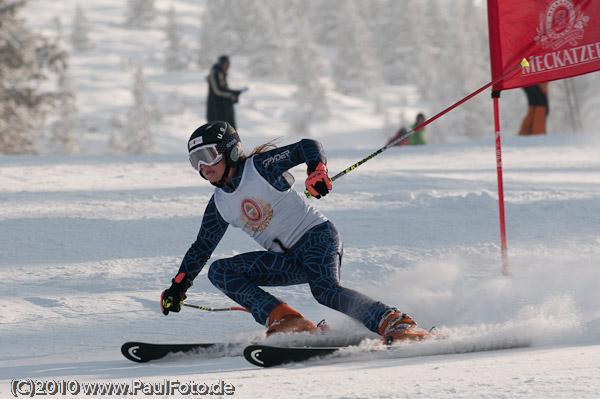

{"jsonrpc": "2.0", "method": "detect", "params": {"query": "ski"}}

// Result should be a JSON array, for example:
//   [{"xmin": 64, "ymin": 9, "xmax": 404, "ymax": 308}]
[
  {"xmin": 121, "ymin": 341, "xmax": 235, "ymax": 363},
  {"xmin": 121, "ymin": 331, "xmax": 371, "ymax": 363},
  {"xmin": 244, "ymin": 344, "xmax": 341, "ymax": 367},
  {"xmin": 243, "ymin": 327, "xmax": 439, "ymax": 367},
  {"xmin": 243, "ymin": 334, "xmax": 532, "ymax": 367}
]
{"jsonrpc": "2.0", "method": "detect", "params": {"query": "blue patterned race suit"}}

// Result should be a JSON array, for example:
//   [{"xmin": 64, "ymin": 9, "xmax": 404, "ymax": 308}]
[{"xmin": 177, "ymin": 139, "xmax": 390, "ymax": 332}]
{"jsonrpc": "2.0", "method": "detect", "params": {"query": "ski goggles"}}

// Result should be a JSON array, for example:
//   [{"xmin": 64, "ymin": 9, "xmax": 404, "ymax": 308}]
[{"xmin": 189, "ymin": 144, "xmax": 223, "ymax": 170}]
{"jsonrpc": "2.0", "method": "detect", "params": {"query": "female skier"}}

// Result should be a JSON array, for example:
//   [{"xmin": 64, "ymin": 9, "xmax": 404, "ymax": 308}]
[{"xmin": 161, "ymin": 121, "xmax": 428, "ymax": 342}]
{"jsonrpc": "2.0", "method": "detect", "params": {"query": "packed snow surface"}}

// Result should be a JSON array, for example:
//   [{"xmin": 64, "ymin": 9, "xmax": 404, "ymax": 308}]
[
  {"xmin": 2, "ymin": 0, "xmax": 599, "ymax": 397},
  {"xmin": 2, "ymin": 135, "xmax": 600, "ymax": 398}
]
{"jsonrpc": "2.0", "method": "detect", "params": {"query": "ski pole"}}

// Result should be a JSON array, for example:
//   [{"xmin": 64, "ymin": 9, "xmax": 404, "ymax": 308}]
[
  {"xmin": 183, "ymin": 302, "xmax": 250, "ymax": 312},
  {"xmin": 305, "ymin": 58, "xmax": 530, "ymax": 198}
]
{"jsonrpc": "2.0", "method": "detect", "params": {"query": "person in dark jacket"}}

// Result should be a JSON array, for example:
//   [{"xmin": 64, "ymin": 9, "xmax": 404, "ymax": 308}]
[{"xmin": 206, "ymin": 55, "xmax": 243, "ymax": 129}]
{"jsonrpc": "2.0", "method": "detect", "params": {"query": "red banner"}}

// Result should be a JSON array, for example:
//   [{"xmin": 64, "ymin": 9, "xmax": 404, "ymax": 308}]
[{"xmin": 488, "ymin": 0, "xmax": 600, "ymax": 91}]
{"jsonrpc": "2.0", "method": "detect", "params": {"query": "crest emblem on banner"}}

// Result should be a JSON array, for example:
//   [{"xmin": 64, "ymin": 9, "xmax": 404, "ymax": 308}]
[
  {"xmin": 534, "ymin": 0, "xmax": 590, "ymax": 50},
  {"xmin": 240, "ymin": 197, "xmax": 273, "ymax": 232}
]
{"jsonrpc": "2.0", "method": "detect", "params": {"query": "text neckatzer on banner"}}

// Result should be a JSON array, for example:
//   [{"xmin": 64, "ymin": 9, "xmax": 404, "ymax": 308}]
[{"xmin": 488, "ymin": 0, "xmax": 600, "ymax": 90}]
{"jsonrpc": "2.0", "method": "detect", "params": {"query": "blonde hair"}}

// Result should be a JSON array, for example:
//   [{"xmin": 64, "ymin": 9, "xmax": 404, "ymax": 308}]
[{"xmin": 240, "ymin": 138, "xmax": 282, "ymax": 161}]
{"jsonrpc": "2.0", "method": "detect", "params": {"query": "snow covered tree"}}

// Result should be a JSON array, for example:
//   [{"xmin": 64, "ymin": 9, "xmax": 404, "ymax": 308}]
[
  {"xmin": 423, "ymin": 0, "xmax": 491, "ymax": 143},
  {"xmin": 164, "ymin": 4, "xmax": 186, "ymax": 71},
  {"xmin": 244, "ymin": 0, "xmax": 288, "ymax": 78},
  {"xmin": 71, "ymin": 3, "xmax": 93, "ymax": 52},
  {"xmin": 106, "ymin": 113, "xmax": 126, "ymax": 155},
  {"xmin": 0, "ymin": 0, "xmax": 67, "ymax": 154},
  {"xmin": 330, "ymin": 0, "xmax": 380, "ymax": 97},
  {"xmin": 225, "ymin": 0, "xmax": 255, "ymax": 55},
  {"xmin": 414, "ymin": 2, "xmax": 440, "ymax": 89},
  {"xmin": 197, "ymin": 3, "xmax": 217, "ymax": 68},
  {"xmin": 307, "ymin": 0, "xmax": 341, "ymax": 46},
  {"xmin": 125, "ymin": 66, "xmax": 154, "ymax": 154},
  {"xmin": 557, "ymin": 78, "xmax": 583, "ymax": 134},
  {"xmin": 577, "ymin": 71, "xmax": 600, "ymax": 134},
  {"xmin": 198, "ymin": 0, "xmax": 233, "ymax": 68},
  {"xmin": 369, "ymin": 0, "xmax": 415, "ymax": 86},
  {"xmin": 46, "ymin": 12, "xmax": 81, "ymax": 154},
  {"xmin": 52, "ymin": 15, "xmax": 64, "ymax": 39},
  {"xmin": 50, "ymin": 66, "xmax": 80, "ymax": 154},
  {"xmin": 288, "ymin": 14, "xmax": 330, "ymax": 136},
  {"xmin": 124, "ymin": 0, "xmax": 156, "ymax": 29}
]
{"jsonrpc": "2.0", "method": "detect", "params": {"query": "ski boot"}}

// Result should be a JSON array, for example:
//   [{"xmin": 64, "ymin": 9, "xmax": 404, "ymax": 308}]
[
  {"xmin": 266, "ymin": 303, "xmax": 318, "ymax": 336},
  {"xmin": 378, "ymin": 308, "xmax": 430, "ymax": 343}
]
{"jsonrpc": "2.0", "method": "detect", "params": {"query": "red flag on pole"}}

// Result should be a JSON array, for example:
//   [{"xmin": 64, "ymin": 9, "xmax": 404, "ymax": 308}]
[
  {"xmin": 488, "ymin": 0, "xmax": 600, "ymax": 91},
  {"xmin": 487, "ymin": 0, "xmax": 600, "ymax": 275}
]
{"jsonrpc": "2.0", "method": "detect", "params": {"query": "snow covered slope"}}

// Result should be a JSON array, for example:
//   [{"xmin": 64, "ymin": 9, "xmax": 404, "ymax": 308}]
[
  {"xmin": 3, "ymin": 0, "xmax": 599, "ymax": 397},
  {"xmin": 2, "ymin": 134, "xmax": 599, "ymax": 398}
]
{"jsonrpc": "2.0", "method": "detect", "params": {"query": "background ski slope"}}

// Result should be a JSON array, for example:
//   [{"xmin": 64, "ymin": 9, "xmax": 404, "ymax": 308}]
[{"xmin": 2, "ymin": 135, "xmax": 600, "ymax": 398}]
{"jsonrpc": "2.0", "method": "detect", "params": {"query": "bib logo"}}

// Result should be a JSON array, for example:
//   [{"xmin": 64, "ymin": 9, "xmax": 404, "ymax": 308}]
[
  {"xmin": 534, "ymin": 0, "xmax": 589, "ymax": 50},
  {"xmin": 240, "ymin": 198, "xmax": 273, "ymax": 232}
]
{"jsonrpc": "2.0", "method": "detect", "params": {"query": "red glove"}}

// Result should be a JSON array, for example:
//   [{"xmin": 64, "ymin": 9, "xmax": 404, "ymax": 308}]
[{"xmin": 305, "ymin": 162, "xmax": 332, "ymax": 199}]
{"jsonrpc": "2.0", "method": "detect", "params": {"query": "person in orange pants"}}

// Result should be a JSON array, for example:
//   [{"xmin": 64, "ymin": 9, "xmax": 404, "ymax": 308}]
[{"xmin": 519, "ymin": 83, "xmax": 549, "ymax": 135}]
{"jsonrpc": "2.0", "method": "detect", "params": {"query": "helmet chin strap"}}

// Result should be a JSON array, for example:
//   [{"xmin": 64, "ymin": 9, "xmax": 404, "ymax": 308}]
[{"xmin": 208, "ymin": 164, "xmax": 234, "ymax": 188}]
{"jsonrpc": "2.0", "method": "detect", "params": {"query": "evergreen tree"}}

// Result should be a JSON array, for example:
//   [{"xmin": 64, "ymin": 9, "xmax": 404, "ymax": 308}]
[
  {"xmin": 48, "ymin": 12, "xmax": 81, "ymax": 154},
  {"xmin": 52, "ymin": 15, "xmax": 64, "ymax": 39},
  {"xmin": 289, "ymin": 14, "xmax": 330, "ymax": 136},
  {"xmin": 51, "ymin": 65, "xmax": 80, "ymax": 154},
  {"xmin": 425, "ymin": 0, "xmax": 491, "ymax": 143},
  {"xmin": 71, "ymin": 3, "xmax": 93, "ymax": 52},
  {"xmin": 198, "ymin": 0, "xmax": 234, "ymax": 68},
  {"xmin": 370, "ymin": 0, "xmax": 414, "ymax": 85},
  {"xmin": 225, "ymin": 0, "xmax": 254, "ymax": 55},
  {"xmin": 245, "ymin": 0, "xmax": 288, "ymax": 78},
  {"xmin": 0, "ymin": 0, "xmax": 67, "ymax": 154},
  {"xmin": 307, "ymin": 0, "xmax": 341, "ymax": 46},
  {"xmin": 164, "ymin": 5, "xmax": 186, "ymax": 71},
  {"xmin": 404, "ymin": 1, "xmax": 438, "ymax": 94},
  {"xmin": 577, "ymin": 72, "xmax": 600, "ymax": 133},
  {"xmin": 545, "ymin": 80, "xmax": 571, "ymax": 135},
  {"xmin": 197, "ymin": 1, "xmax": 219, "ymax": 69},
  {"xmin": 331, "ymin": 0, "xmax": 380, "ymax": 97},
  {"xmin": 125, "ymin": 66, "xmax": 154, "ymax": 154},
  {"xmin": 124, "ymin": 0, "xmax": 156, "ymax": 29},
  {"xmin": 106, "ymin": 113, "xmax": 126, "ymax": 155}
]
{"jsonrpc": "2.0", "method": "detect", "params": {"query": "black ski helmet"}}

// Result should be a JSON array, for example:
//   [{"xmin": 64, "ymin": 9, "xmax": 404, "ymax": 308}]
[{"xmin": 188, "ymin": 121, "xmax": 243, "ymax": 178}]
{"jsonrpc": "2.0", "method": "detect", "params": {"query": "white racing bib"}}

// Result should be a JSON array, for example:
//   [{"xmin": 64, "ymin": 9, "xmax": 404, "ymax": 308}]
[{"xmin": 214, "ymin": 157, "xmax": 327, "ymax": 252}]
